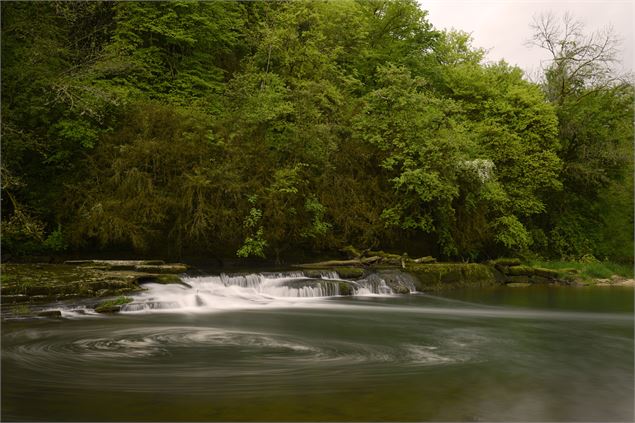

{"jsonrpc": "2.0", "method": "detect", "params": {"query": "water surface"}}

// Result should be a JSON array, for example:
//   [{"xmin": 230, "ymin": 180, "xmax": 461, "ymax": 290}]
[{"xmin": 2, "ymin": 277, "xmax": 633, "ymax": 421}]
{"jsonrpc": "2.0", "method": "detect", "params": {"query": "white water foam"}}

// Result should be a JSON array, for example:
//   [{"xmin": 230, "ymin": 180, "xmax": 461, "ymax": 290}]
[{"xmin": 120, "ymin": 271, "xmax": 400, "ymax": 314}]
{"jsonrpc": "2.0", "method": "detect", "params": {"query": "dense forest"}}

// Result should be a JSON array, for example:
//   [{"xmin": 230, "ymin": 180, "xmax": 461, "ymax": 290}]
[{"xmin": 1, "ymin": 0, "xmax": 633, "ymax": 263}]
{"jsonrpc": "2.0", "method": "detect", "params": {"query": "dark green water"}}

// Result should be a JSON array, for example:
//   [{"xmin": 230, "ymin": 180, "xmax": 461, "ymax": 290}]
[{"xmin": 2, "ymin": 286, "xmax": 633, "ymax": 421}]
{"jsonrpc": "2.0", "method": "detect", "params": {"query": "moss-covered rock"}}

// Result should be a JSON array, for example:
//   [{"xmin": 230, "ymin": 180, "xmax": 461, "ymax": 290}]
[
  {"xmin": 95, "ymin": 296, "xmax": 133, "ymax": 313},
  {"xmin": 531, "ymin": 276, "xmax": 554, "ymax": 284},
  {"xmin": 505, "ymin": 265, "xmax": 537, "ymax": 276},
  {"xmin": 135, "ymin": 274, "xmax": 185, "ymax": 285},
  {"xmin": 405, "ymin": 263, "xmax": 498, "ymax": 291},
  {"xmin": 133, "ymin": 264, "xmax": 188, "ymax": 274},
  {"xmin": 532, "ymin": 267, "xmax": 560, "ymax": 279},
  {"xmin": 0, "ymin": 263, "xmax": 166, "ymax": 304},
  {"xmin": 373, "ymin": 270, "xmax": 418, "ymax": 294},
  {"xmin": 338, "ymin": 282, "xmax": 354, "ymax": 296},
  {"xmin": 508, "ymin": 275, "xmax": 531, "ymax": 284},
  {"xmin": 302, "ymin": 269, "xmax": 326, "ymax": 279},
  {"xmin": 334, "ymin": 267, "xmax": 365, "ymax": 279},
  {"xmin": 38, "ymin": 310, "xmax": 62, "ymax": 318}
]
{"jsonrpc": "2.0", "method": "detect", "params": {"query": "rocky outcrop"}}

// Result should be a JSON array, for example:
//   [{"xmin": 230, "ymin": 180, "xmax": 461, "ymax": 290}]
[
  {"xmin": 405, "ymin": 263, "xmax": 498, "ymax": 291},
  {"xmin": 64, "ymin": 260, "xmax": 187, "ymax": 274},
  {"xmin": 489, "ymin": 259, "xmax": 572, "ymax": 285},
  {"xmin": 1, "ymin": 261, "xmax": 188, "ymax": 304}
]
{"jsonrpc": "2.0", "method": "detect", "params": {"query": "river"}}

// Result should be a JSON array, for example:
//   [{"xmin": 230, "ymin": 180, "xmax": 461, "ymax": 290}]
[{"xmin": 2, "ymin": 271, "xmax": 633, "ymax": 421}]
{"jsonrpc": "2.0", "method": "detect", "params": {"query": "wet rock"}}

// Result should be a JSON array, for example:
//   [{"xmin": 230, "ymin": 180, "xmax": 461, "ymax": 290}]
[
  {"xmin": 303, "ymin": 269, "xmax": 327, "ymax": 278},
  {"xmin": 338, "ymin": 282, "xmax": 354, "ymax": 296},
  {"xmin": 95, "ymin": 296, "xmax": 133, "ymax": 313},
  {"xmin": 38, "ymin": 310, "xmax": 62, "ymax": 318},
  {"xmin": 333, "ymin": 267, "xmax": 365, "ymax": 279},
  {"xmin": 375, "ymin": 270, "xmax": 418, "ymax": 293},
  {"xmin": 94, "ymin": 304, "xmax": 122, "ymax": 313},
  {"xmin": 134, "ymin": 274, "xmax": 187, "ymax": 286}
]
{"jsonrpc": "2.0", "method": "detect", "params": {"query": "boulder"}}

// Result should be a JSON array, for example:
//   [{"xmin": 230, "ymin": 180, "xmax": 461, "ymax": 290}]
[{"xmin": 94, "ymin": 296, "xmax": 133, "ymax": 313}]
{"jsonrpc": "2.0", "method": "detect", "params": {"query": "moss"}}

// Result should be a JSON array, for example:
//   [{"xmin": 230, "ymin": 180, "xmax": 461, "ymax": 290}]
[
  {"xmin": 532, "ymin": 268, "xmax": 560, "ymax": 279},
  {"xmin": 335, "ymin": 267, "xmax": 364, "ymax": 279},
  {"xmin": 527, "ymin": 260, "xmax": 634, "ymax": 279},
  {"xmin": 338, "ymin": 282, "xmax": 354, "ymax": 296},
  {"xmin": 508, "ymin": 275, "xmax": 531, "ymax": 284},
  {"xmin": 302, "ymin": 269, "xmax": 325, "ymax": 278},
  {"xmin": 406, "ymin": 263, "xmax": 497, "ymax": 291},
  {"xmin": 0, "ymin": 264, "xmax": 143, "ymax": 303},
  {"xmin": 505, "ymin": 265, "xmax": 537, "ymax": 276},
  {"xmin": 531, "ymin": 276, "xmax": 554, "ymax": 284},
  {"xmin": 134, "ymin": 274, "xmax": 185, "ymax": 286},
  {"xmin": 95, "ymin": 296, "xmax": 133, "ymax": 313}
]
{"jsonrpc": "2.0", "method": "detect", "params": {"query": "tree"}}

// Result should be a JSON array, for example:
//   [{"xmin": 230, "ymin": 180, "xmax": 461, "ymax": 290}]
[
  {"xmin": 529, "ymin": 12, "xmax": 624, "ymax": 104},
  {"xmin": 529, "ymin": 12, "xmax": 634, "ymax": 261}
]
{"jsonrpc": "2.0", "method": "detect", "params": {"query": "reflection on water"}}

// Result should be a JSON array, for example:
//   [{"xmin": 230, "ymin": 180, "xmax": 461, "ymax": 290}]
[{"xmin": 2, "ymin": 286, "xmax": 633, "ymax": 421}]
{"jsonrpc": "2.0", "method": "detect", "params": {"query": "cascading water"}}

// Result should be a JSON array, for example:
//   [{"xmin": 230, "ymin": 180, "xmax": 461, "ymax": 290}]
[{"xmin": 120, "ymin": 270, "xmax": 412, "ymax": 313}]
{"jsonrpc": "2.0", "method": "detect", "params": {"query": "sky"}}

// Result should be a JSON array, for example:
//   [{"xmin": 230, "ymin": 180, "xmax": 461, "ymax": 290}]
[{"xmin": 421, "ymin": 0, "xmax": 634, "ymax": 76}]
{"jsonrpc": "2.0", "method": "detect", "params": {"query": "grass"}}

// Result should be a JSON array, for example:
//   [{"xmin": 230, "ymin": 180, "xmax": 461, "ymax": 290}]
[{"xmin": 528, "ymin": 260, "xmax": 634, "ymax": 280}]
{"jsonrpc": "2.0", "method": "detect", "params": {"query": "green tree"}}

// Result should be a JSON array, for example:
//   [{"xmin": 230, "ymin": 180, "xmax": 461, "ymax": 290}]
[{"xmin": 530, "ymin": 13, "xmax": 634, "ymax": 261}]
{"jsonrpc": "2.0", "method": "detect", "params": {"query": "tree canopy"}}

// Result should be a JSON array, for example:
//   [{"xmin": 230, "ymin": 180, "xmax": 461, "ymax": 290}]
[{"xmin": 1, "ymin": 1, "xmax": 632, "ymax": 264}]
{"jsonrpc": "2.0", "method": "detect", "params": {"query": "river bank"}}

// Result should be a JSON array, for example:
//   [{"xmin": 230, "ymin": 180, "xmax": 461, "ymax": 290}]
[{"xmin": 1, "ymin": 255, "xmax": 632, "ymax": 319}]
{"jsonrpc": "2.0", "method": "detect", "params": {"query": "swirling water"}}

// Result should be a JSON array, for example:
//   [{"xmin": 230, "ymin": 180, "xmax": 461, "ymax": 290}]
[{"xmin": 1, "ymin": 273, "xmax": 633, "ymax": 422}]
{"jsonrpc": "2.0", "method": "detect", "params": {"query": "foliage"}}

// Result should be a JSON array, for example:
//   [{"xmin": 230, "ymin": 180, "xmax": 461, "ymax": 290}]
[
  {"xmin": 1, "ymin": 2, "xmax": 631, "ymax": 263},
  {"xmin": 529, "ymin": 13, "xmax": 634, "ymax": 263},
  {"xmin": 527, "ymin": 260, "xmax": 634, "ymax": 279}
]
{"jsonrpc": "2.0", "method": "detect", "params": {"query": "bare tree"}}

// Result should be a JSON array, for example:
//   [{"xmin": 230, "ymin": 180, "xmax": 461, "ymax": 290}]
[{"xmin": 528, "ymin": 12, "xmax": 628, "ymax": 104}]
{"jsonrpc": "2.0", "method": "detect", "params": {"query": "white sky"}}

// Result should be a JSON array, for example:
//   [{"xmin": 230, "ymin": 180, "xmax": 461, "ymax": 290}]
[{"xmin": 421, "ymin": 0, "xmax": 634, "ymax": 76}]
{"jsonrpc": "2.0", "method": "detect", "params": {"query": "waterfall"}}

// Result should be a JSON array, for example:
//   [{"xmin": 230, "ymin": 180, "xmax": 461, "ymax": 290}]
[
  {"xmin": 354, "ymin": 274, "xmax": 393, "ymax": 295},
  {"xmin": 120, "ymin": 270, "xmax": 415, "ymax": 313}
]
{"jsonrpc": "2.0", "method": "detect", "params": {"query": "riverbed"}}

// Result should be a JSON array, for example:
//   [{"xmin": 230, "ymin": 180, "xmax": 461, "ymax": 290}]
[{"xmin": 2, "ymin": 276, "xmax": 633, "ymax": 421}]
